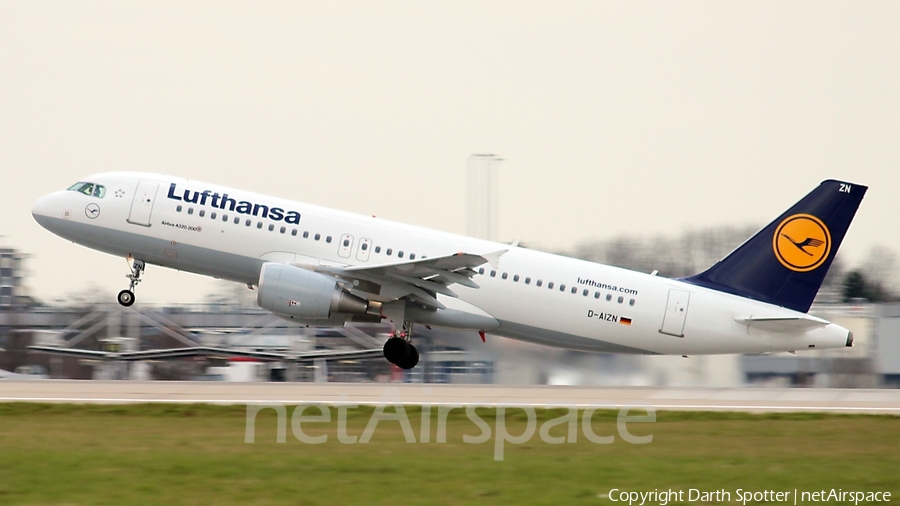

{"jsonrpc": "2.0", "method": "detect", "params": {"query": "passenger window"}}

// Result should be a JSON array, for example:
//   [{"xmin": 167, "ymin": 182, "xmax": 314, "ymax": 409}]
[
  {"xmin": 291, "ymin": 229, "xmax": 297, "ymax": 236},
  {"xmin": 548, "ymin": 282, "xmax": 554, "ymax": 289},
  {"xmin": 187, "ymin": 208, "xmax": 194, "ymax": 215},
  {"xmin": 343, "ymin": 239, "xmax": 350, "ymax": 247},
  {"xmin": 513, "ymin": 275, "xmax": 519, "ymax": 282},
  {"xmin": 525, "ymin": 277, "xmax": 531, "ymax": 284},
  {"xmin": 501, "ymin": 273, "xmax": 508, "ymax": 280},
  {"xmin": 386, "ymin": 248, "xmax": 392, "ymax": 256},
  {"xmin": 560, "ymin": 284, "xmax": 566, "ymax": 291},
  {"xmin": 176, "ymin": 205, "xmax": 182, "ymax": 212},
  {"xmin": 629, "ymin": 299, "xmax": 635, "ymax": 306},
  {"xmin": 303, "ymin": 231, "xmax": 309, "ymax": 238},
  {"xmin": 606, "ymin": 294, "xmax": 612, "ymax": 301},
  {"xmin": 245, "ymin": 219, "xmax": 251, "ymax": 226},
  {"xmin": 574, "ymin": 287, "xmax": 579, "ymax": 295},
  {"xmin": 594, "ymin": 292, "xmax": 600, "ymax": 299},
  {"xmin": 490, "ymin": 271, "xmax": 496, "ymax": 277},
  {"xmin": 361, "ymin": 243, "xmax": 368, "ymax": 251},
  {"xmin": 268, "ymin": 224, "xmax": 274, "ymax": 231},
  {"xmin": 211, "ymin": 212, "xmax": 217, "ymax": 220},
  {"xmin": 257, "ymin": 222, "xmax": 263, "ymax": 229},
  {"xmin": 536, "ymin": 280, "xmax": 542, "ymax": 287},
  {"xmin": 409, "ymin": 253, "xmax": 415, "ymax": 260},
  {"xmin": 315, "ymin": 234, "xmax": 320, "ymax": 241},
  {"xmin": 374, "ymin": 246, "xmax": 381, "ymax": 253},
  {"xmin": 199, "ymin": 210, "xmax": 205, "ymax": 217},
  {"xmin": 326, "ymin": 236, "xmax": 332, "ymax": 243},
  {"xmin": 618, "ymin": 296, "xmax": 624, "ymax": 303},
  {"xmin": 398, "ymin": 251, "xmax": 404, "ymax": 258},
  {"xmin": 479, "ymin": 268, "xmax": 485, "ymax": 275}
]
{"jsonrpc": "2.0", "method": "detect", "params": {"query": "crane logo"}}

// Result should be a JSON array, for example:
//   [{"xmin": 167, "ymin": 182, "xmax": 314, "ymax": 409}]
[
  {"xmin": 84, "ymin": 203, "xmax": 100, "ymax": 219},
  {"xmin": 773, "ymin": 214, "xmax": 831, "ymax": 272}
]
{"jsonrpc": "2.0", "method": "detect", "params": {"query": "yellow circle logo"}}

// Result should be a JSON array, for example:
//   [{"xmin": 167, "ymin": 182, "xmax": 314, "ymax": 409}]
[{"xmin": 773, "ymin": 214, "xmax": 831, "ymax": 272}]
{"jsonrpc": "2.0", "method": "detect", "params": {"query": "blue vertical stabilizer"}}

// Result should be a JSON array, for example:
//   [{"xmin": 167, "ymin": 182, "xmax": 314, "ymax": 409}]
[{"xmin": 683, "ymin": 180, "xmax": 867, "ymax": 313}]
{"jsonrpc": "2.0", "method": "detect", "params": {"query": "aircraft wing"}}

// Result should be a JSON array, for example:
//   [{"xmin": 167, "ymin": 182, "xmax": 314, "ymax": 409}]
[
  {"xmin": 313, "ymin": 250, "xmax": 505, "ymax": 309},
  {"xmin": 27, "ymin": 345, "xmax": 384, "ymax": 362}
]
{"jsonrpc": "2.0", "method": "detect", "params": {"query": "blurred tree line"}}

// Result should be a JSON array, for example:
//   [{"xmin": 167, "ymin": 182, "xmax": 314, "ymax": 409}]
[{"xmin": 566, "ymin": 226, "xmax": 899, "ymax": 303}]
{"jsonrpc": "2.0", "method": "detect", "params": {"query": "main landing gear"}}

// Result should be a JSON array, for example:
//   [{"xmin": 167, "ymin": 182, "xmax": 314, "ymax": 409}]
[
  {"xmin": 383, "ymin": 321, "xmax": 419, "ymax": 370},
  {"xmin": 117, "ymin": 259, "xmax": 145, "ymax": 307}
]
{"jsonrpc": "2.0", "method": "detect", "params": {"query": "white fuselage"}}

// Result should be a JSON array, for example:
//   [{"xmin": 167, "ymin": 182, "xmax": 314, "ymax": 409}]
[{"xmin": 32, "ymin": 172, "xmax": 852, "ymax": 355}]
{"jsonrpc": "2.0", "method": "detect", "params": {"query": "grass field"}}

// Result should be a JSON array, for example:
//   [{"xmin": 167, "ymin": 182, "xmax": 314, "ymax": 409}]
[{"xmin": 0, "ymin": 403, "xmax": 898, "ymax": 505}]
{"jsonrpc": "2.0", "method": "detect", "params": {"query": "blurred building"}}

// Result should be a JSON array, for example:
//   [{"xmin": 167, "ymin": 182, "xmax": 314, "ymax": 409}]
[
  {"xmin": 0, "ymin": 247, "xmax": 31, "ymax": 308},
  {"xmin": 2, "ymin": 299, "xmax": 899, "ymax": 388}
]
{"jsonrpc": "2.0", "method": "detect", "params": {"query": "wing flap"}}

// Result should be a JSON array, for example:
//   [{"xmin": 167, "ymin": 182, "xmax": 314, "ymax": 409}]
[
  {"xmin": 313, "ymin": 250, "xmax": 505, "ymax": 309},
  {"xmin": 386, "ymin": 272, "xmax": 458, "ymax": 298}
]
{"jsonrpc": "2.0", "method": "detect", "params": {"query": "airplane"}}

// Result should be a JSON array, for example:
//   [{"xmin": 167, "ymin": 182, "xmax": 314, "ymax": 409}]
[{"xmin": 31, "ymin": 174, "xmax": 866, "ymax": 369}]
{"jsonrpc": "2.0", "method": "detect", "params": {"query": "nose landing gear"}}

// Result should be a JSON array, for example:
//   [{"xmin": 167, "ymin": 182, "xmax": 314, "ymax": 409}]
[
  {"xmin": 117, "ymin": 259, "xmax": 145, "ymax": 307},
  {"xmin": 383, "ymin": 321, "xmax": 419, "ymax": 370}
]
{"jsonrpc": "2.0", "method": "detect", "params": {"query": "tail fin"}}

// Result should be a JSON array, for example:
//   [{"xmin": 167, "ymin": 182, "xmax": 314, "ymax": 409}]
[{"xmin": 683, "ymin": 180, "xmax": 867, "ymax": 313}]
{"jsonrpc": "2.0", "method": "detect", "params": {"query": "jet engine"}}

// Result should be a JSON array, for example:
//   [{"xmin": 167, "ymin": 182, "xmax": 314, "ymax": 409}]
[{"xmin": 257, "ymin": 263, "xmax": 381, "ymax": 319}]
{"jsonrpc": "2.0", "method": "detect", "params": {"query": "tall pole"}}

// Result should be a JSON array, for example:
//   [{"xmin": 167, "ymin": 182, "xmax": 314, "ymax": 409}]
[{"xmin": 466, "ymin": 154, "xmax": 502, "ymax": 241}]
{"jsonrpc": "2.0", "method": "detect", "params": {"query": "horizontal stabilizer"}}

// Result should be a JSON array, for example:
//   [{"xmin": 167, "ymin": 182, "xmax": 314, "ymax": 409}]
[{"xmin": 733, "ymin": 314, "xmax": 830, "ymax": 333}]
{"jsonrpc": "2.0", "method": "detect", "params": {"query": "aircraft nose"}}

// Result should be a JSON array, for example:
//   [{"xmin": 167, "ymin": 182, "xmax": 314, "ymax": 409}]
[
  {"xmin": 32, "ymin": 192, "xmax": 64, "ymax": 228},
  {"xmin": 32, "ymin": 193, "xmax": 55, "ymax": 218}
]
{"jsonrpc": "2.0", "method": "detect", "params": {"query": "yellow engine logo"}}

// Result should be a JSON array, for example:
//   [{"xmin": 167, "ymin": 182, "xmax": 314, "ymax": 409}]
[{"xmin": 773, "ymin": 214, "xmax": 831, "ymax": 272}]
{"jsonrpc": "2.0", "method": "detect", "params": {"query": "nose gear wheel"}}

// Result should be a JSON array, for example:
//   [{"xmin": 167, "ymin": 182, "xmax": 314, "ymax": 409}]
[{"xmin": 117, "ymin": 259, "xmax": 145, "ymax": 307}]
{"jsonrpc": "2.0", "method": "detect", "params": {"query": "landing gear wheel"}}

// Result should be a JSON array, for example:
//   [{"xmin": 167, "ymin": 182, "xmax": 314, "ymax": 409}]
[
  {"xmin": 383, "ymin": 337, "xmax": 410, "ymax": 365},
  {"xmin": 118, "ymin": 259, "xmax": 145, "ymax": 307},
  {"xmin": 117, "ymin": 289, "xmax": 135, "ymax": 307},
  {"xmin": 397, "ymin": 344, "xmax": 419, "ymax": 370}
]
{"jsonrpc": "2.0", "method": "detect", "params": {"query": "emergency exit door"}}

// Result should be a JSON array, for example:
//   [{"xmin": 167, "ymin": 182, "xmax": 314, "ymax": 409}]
[{"xmin": 338, "ymin": 234, "xmax": 353, "ymax": 258}]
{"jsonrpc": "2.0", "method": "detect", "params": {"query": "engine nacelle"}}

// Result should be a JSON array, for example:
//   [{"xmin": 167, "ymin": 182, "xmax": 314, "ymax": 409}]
[{"xmin": 257, "ymin": 263, "xmax": 379, "ymax": 319}]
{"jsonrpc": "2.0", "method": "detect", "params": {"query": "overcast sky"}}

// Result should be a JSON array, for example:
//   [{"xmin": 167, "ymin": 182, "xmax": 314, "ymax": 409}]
[{"xmin": 1, "ymin": 1, "xmax": 898, "ymax": 305}]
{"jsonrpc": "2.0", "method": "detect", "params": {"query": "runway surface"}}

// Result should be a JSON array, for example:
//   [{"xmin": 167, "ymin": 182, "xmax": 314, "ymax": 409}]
[{"xmin": 2, "ymin": 380, "xmax": 900, "ymax": 414}]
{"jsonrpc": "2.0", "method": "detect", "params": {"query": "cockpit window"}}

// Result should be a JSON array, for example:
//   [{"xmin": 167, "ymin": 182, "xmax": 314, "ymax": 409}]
[
  {"xmin": 68, "ymin": 182, "xmax": 91, "ymax": 194},
  {"xmin": 67, "ymin": 182, "xmax": 105, "ymax": 198}
]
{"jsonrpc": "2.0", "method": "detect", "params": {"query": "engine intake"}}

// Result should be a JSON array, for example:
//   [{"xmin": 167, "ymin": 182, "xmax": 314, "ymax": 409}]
[{"xmin": 257, "ymin": 263, "xmax": 380, "ymax": 319}]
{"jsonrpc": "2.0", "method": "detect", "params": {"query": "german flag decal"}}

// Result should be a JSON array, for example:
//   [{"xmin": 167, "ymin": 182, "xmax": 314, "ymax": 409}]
[{"xmin": 620, "ymin": 317, "xmax": 632, "ymax": 326}]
